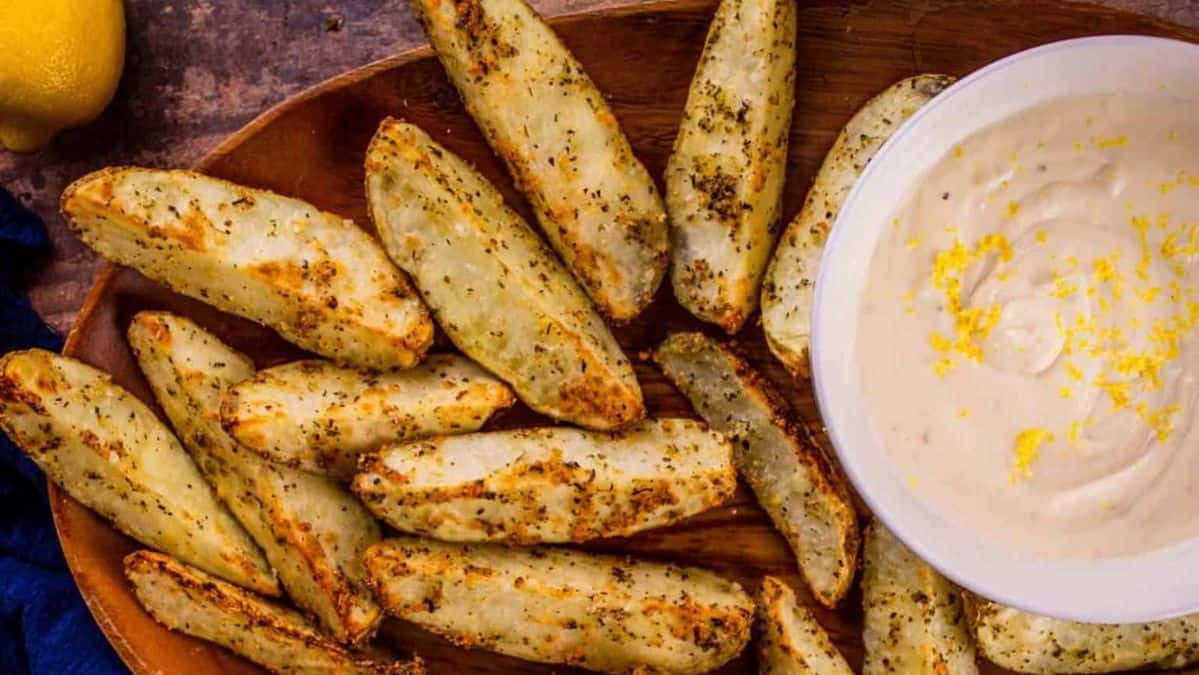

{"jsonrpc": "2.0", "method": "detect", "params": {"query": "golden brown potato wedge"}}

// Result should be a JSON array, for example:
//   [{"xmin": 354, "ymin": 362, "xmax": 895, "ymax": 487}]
[
  {"xmin": 352, "ymin": 418, "xmax": 735, "ymax": 543},
  {"xmin": 760, "ymin": 74, "xmax": 954, "ymax": 376},
  {"xmin": 966, "ymin": 595, "xmax": 1199, "ymax": 674},
  {"xmin": 757, "ymin": 576, "xmax": 853, "ymax": 675},
  {"xmin": 129, "ymin": 312, "xmax": 382, "ymax": 645},
  {"xmin": 409, "ymin": 0, "xmax": 668, "ymax": 321},
  {"xmin": 221, "ymin": 356, "xmax": 514, "ymax": 480},
  {"xmin": 365, "ymin": 118, "xmax": 644, "ymax": 430},
  {"xmin": 666, "ymin": 0, "xmax": 796, "ymax": 333},
  {"xmin": 365, "ymin": 537, "xmax": 753, "ymax": 674},
  {"xmin": 862, "ymin": 522, "xmax": 977, "ymax": 675},
  {"xmin": 0, "ymin": 348, "xmax": 278, "ymax": 595},
  {"xmin": 61, "ymin": 167, "xmax": 433, "ymax": 370},
  {"xmin": 653, "ymin": 332, "xmax": 858, "ymax": 607},
  {"xmin": 125, "ymin": 550, "xmax": 423, "ymax": 675}
]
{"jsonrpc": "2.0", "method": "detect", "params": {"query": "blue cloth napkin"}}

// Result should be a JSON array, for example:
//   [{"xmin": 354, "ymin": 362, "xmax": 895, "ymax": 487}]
[{"xmin": 0, "ymin": 187, "xmax": 126, "ymax": 674}]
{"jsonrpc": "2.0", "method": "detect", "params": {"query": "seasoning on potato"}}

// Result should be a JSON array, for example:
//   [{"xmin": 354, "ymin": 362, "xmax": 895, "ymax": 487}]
[
  {"xmin": 61, "ymin": 167, "xmax": 434, "ymax": 370},
  {"xmin": 365, "ymin": 118, "xmax": 644, "ymax": 430},
  {"xmin": 0, "ymin": 348, "xmax": 278, "ymax": 596},
  {"xmin": 409, "ymin": 0, "xmax": 669, "ymax": 322},
  {"xmin": 129, "ymin": 312, "xmax": 382, "ymax": 645},
  {"xmin": 967, "ymin": 594, "xmax": 1199, "ymax": 674},
  {"xmin": 352, "ymin": 418, "xmax": 735, "ymax": 544},
  {"xmin": 861, "ymin": 522, "xmax": 978, "ymax": 675},
  {"xmin": 760, "ymin": 74, "xmax": 954, "ymax": 376},
  {"xmin": 125, "ymin": 550, "xmax": 424, "ymax": 675},
  {"xmin": 757, "ymin": 576, "xmax": 853, "ymax": 675},
  {"xmin": 220, "ymin": 355, "xmax": 514, "ymax": 481},
  {"xmin": 365, "ymin": 537, "xmax": 753, "ymax": 674},
  {"xmin": 666, "ymin": 0, "xmax": 797, "ymax": 333},
  {"xmin": 653, "ymin": 332, "xmax": 859, "ymax": 607}
]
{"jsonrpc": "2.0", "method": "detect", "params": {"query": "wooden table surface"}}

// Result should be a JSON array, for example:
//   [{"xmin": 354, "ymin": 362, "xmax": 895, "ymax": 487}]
[{"xmin": 1, "ymin": 0, "xmax": 1197, "ymax": 335}]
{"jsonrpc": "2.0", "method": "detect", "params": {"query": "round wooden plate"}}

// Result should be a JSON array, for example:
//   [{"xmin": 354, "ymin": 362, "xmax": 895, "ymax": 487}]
[{"xmin": 51, "ymin": 0, "xmax": 1198, "ymax": 672}]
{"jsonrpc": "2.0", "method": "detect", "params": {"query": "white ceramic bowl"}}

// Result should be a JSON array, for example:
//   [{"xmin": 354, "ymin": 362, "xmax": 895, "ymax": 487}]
[{"xmin": 811, "ymin": 35, "xmax": 1199, "ymax": 623}]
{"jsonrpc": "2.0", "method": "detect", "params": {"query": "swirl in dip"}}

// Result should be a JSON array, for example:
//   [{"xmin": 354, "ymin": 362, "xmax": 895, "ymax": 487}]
[{"xmin": 858, "ymin": 94, "xmax": 1199, "ymax": 559}]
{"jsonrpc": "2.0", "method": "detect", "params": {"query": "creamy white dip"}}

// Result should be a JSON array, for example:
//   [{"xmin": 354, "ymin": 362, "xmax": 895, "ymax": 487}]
[{"xmin": 857, "ymin": 94, "xmax": 1199, "ymax": 559}]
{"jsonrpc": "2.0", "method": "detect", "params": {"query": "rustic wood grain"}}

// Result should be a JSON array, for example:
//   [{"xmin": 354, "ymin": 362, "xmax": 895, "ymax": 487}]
[
  {"xmin": 0, "ymin": 0, "xmax": 1195, "ymax": 334},
  {"xmin": 46, "ymin": 0, "xmax": 1199, "ymax": 673}
]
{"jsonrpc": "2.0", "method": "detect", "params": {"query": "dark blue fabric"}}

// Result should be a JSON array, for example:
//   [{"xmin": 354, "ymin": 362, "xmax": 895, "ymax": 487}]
[{"xmin": 0, "ymin": 187, "xmax": 126, "ymax": 674}]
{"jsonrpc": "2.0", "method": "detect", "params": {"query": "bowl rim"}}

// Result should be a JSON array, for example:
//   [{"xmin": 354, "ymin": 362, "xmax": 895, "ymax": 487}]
[{"xmin": 811, "ymin": 34, "xmax": 1199, "ymax": 623}]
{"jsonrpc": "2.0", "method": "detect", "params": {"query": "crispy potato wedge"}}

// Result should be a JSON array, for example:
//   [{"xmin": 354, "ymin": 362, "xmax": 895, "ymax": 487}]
[
  {"xmin": 409, "ymin": 0, "xmax": 668, "ymax": 321},
  {"xmin": 966, "ymin": 595, "xmax": 1199, "ymax": 673},
  {"xmin": 129, "ymin": 312, "xmax": 382, "ymax": 645},
  {"xmin": 365, "ymin": 118, "xmax": 644, "ymax": 430},
  {"xmin": 665, "ymin": 0, "xmax": 796, "ymax": 333},
  {"xmin": 862, "ymin": 522, "xmax": 978, "ymax": 675},
  {"xmin": 125, "ymin": 550, "xmax": 423, "ymax": 675},
  {"xmin": 757, "ymin": 576, "xmax": 852, "ymax": 675},
  {"xmin": 352, "ymin": 418, "xmax": 735, "ymax": 543},
  {"xmin": 221, "ymin": 356, "xmax": 514, "ymax": 480},
  {"xmin": 365, "ymin": 537, "xmax": 753, "ymax": 674},
  {"xmin": 61, "ymin": 167, "xmax": 433, "ymax": 370},
  {"xmin": 760, "ymin": 74, "xmax": 954, "ymax": 376},
  {"xmin": 0, "ymin": 348, "xmax": 277, "ymax": 595},
  {"xmin": 653, "ymin": 332, "xmax": 858, "ymax": 607}
]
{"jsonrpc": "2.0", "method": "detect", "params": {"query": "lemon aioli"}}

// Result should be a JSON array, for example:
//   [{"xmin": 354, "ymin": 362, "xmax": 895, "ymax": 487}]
[{"xmin": 858, "ymin": 94, "xmax": 1199, "ymax": 559}]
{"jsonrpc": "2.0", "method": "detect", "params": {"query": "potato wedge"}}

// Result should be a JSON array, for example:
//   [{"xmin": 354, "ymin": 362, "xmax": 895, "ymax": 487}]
[
  {"xmin": 665, "ymin": 0, "xmax": 796, "ymax": 333},
  {"xmin": 128, "ymin": 312, "xmax": 382, "ymax": 645},
  {"xmin": 0, "ymin": 348, "xmax": 277, "ymax": 595},
  {"xmin": 409, "ymin": 0, "xmax": 668, "ymax": 321},
  {"xmin": 352, "ymin": 418, "xmax": 735, "ymax": 543},
  {"xmin": 966, "ymin": 595, "xmax": 1199, "ymax": 673},
  {"xmin": 221, "ymin": 356, "xmax": 514, "ymax": 480},
  {"xmin": 862, "ymin": 522, "xmax": 977, "ymax": 675},
  {"xmin": 653, "ymin": 332, "xmax": 858, "ymax": 607},
  {"xmin": 61, "ymin": 167, "xmax": 433, "ymax": 370},
  {"xmin": 757, "ymin": 576, "xmax": 852, "ymax": 675},
  {"xmin": 365, "ymin": 537, "xmax": 753, "ymax": 674},
  {"xmin": 760, "ymin": 74, "xmax": 954, "ymax": 376},
  {"xmin": 125, "ymin": 550, "xmax": 423, "ymax": 675},
  {"xmin": 365, "ymin": 118, "xmax": 644, "ymax": 430}
]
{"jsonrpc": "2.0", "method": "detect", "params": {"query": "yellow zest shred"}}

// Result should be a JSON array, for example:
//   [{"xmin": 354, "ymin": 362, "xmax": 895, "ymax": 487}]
[
  {"xmin": 1065, "ymin": 362, "xmax": 1084, "ymax": 381},
  {"xmin": 927, "ymin": 235, "xmax": 1012, "ymax": 374},
  {"xmin": 1011, "ymin": 428, "xmax": 1054, "ymax": 482},
  {"xmin": 1068, "ymin": 420, "xmax": 1082, "ymax": 443}
]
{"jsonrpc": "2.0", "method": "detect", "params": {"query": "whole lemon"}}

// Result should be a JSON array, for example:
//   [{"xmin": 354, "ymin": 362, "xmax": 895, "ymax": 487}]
[{"xmin": 0, "ymin": 0, "xmax": 126, "ymax": 152}]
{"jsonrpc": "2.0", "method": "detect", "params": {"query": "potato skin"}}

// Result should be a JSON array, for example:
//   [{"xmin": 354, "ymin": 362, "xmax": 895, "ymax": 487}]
[
  {"xmin": 352, "ymin": 418, "xmax": 736, "ymax": 543},
  {"xmin": 409, "ymin": 0, "xmax": 668, "ymax": 322},
  {"xmin": 365, "ymin": 537, "xmax": 753, "ymax": 674},
  {"xmin": 653, "ymin": 332, "xmax": 858, "ymax": 607},
  {"xmin": 221, "ymin": 355, "xmax": 514, "ymax": 480},
  {"xmin": 861, "ymin": 522, "xmax": 978, "ymax": 675},
  {"xmin": 0, "ymin": 348, "xmax": 277, "ymax": 596},
  {"xmin": 966, "ymin": 594, "xmax": 1199, "ymax": 674},
  {"xmin": 61, "ymin": 167, "xmax": 433, "ymax": 370},
  {"xmin": 125, "ymin": 551, "xmax": 423, "ymax": 675},
  {"xmin": 757, "ymin": 576, "xmax": 853, "ymax": 675},
  {"xmin": 365, "ymin": 118, "xmax": 644, "ymax": 430},
  {"xmin": 760, "ymin": 75, "xmax": 954, "ymax": 376},
  {"xmin": 666, "ymin": 0, "xmax": 797, "ymax": 333},
  {"xmin": 129, "ymin": 312, "xmax": 382, "ymax": 645}
]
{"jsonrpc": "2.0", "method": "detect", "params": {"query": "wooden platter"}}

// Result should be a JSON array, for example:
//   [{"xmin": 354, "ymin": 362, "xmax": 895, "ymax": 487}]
[{"xmin": 51, "ymin": 0, "xmax": 1199, "ymax": 672}]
